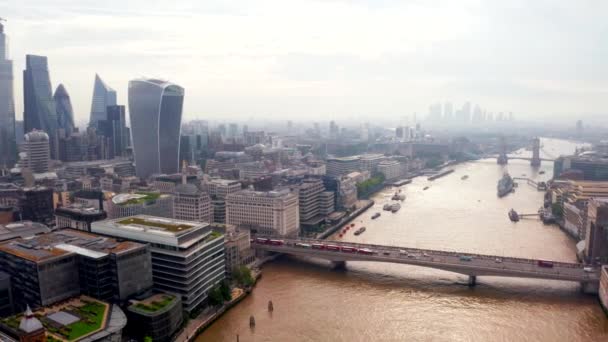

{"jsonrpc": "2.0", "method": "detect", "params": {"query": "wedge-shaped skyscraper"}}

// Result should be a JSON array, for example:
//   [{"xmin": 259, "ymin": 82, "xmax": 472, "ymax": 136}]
[
  {"xmin": 128, "ymin": 78, "xmax": 184, "ymax": 179},
  {"xmin": 89, "ymin": 74, "xmax": 116, "ymax": 129}
]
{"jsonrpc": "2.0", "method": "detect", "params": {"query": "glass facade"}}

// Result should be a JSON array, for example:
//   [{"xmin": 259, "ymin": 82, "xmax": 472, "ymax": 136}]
[
  {"xmin": 128, "ymin": 79, "xmax": 184, "ymax": 179},
  {"xmin": 0, "ymin": 23, "xmax": 16, "ymax": 168},
  {"xmin": 23, "ymin": 54, "xmax": 58, "ymax": 158},
  {"xmin": 89, "ymin": 74, "xmax": 117, "ymax": 129},
  {"xmin": 53, "ymin": 84, "xmax": 75, "ymax": 135}
]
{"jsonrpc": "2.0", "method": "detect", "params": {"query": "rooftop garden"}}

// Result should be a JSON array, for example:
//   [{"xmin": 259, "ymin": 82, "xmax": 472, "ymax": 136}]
[
  {"xmin": 203, "ymin": 230, "xmax": 224, "ymax": 243},
  {"xmin": 2, "ymin": 299, "xmax": 107, "ymax": 342},
  {"xmin": 117, "ymin": 192, "xmax": 161, "ymax": 206},
  {"xmin": 117, "ymin": 217, "xmax": 194, "ymax": 232},
  {"xmin": 129, "ymin": 294, "xmax": 176, "ymax": 314}
]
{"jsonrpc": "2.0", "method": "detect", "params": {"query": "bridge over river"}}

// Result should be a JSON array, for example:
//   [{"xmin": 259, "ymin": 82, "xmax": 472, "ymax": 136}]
[{"xmin": 252, "ymin": 238, "xmax": 600, "ymax": 292}]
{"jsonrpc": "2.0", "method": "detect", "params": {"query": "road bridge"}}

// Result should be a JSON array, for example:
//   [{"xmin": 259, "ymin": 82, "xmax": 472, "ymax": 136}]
[{"xmin": 252, "ymin": 238, "xmax": 600, "ymax": 291}]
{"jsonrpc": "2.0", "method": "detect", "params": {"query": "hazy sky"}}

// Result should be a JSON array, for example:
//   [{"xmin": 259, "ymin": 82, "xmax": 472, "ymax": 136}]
[{"xmin": 2, "ymin": 0, "xmax": 607, "ymax": 125}]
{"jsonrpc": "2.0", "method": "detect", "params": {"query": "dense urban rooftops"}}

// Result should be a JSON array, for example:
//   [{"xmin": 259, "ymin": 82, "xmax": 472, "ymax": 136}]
[{"xmin": 0, "ymin": 229, "xmax": 143, "ymax": 262}]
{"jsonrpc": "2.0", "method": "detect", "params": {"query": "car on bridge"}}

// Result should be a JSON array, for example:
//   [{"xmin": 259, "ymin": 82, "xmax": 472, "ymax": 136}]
[{"xmin": 459, "ymin": 255, "xmax": 473, "ymax": 262}]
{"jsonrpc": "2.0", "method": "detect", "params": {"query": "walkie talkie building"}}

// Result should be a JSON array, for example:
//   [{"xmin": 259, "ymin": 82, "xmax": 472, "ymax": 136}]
[{"xmin": 128, "ymin": 78, "xmax": 184, "ymax": 179}]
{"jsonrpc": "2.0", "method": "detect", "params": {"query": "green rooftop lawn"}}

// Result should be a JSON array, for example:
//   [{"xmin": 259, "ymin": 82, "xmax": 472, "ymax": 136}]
[
  {"xmin": 65, "ymin": 301, "xmax": 106, "ymax": 341},
  {"xmin": 118, "ymin": 192, "xmax": 161, "ymax": 206},
  {"xmin": 130, "ymin": 295, "xmax": 175, "ymax": 314},
  {"xmin": 117, "ymin": 217, "xmax": 194, "ymax": 232}
]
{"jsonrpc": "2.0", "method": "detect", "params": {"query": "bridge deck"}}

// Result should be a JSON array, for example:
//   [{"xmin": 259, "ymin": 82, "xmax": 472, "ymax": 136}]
[{"xmin": 253, "ymin": 238, "xmax": 599, "ymax": 283}]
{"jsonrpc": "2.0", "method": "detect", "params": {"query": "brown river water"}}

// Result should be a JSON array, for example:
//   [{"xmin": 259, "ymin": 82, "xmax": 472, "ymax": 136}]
[{"xmin": 198, "ymin": 138, "xmax": 608, "ymax": 342}]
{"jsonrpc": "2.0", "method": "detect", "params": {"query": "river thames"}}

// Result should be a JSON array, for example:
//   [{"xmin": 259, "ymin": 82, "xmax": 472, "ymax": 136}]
[{"xmin": 198, "ymin": 138, "xmax": 608, "ymax": 341}]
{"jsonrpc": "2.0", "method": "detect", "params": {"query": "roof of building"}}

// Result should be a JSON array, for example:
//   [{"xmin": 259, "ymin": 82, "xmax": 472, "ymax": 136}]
[
  {"xmin": 0, "ymin": 221, "xmax": 50, "ymax": 242},
  {"xmin": 327, "ymin": 156, "xmax": 360, "ymax": 162},
  {"xmin": 19, "ymin": 306, "xmax": 43, "ymax": 333},
  {"xmin": 0, "ymin": 229, "xmax": 144, "ymax": 262},
  {"xmin": 55, "ymin": 204, "xmax": 105, "ymax": 216}
]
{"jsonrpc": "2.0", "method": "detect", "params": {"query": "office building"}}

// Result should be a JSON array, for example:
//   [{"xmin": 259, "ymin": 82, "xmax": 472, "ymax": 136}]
[
  {"xmin": 128, "ymin": 78, "xmax": 184, "ymax": 179},
  {"xmin": 359, "ymin": 154, "xmax": 386, "ymax": 173},
  {"xmin": 23, "ymin": 55, "xmax": 58, "ymax": 158},
  {"xmin": 202, "ymin": 178, "xmax": 242, "ymax": 223},
  {"xmin": 554, "ymin": 155, "xmax": 608, "ymax": 181},
  {"xmin": 92, "ymin": 215, "xmax": 226, "ymax": 312},
  {"xmin": 126, "ymin": 293, "xmax": 183, "ymax": 342},
  {"xmin": 226, "ymin": 189, "xmax": 299, "ymax": 237},
  {"xmin": 0, "ymin": 271, "xmax": 12, "ymax": 316},
  {"xmin": 55, "ymin": 204, "xmax": 107, "ymax": 231},
  {"xmin": 212, "ymin": 223, "xmax": 254, "ymax": 276},
  {"xmin": 297, "ymin": 178, "xmax": 326, "ymax": 223},
  {"xmin": 326, "ymin": 156, "xmax": 360, "ymax": 178},
  {"xmin": 584, "ymin": 198, "xmax": 608, "ymax": 264},
  {"xmin": 377, "ymin": 159, "xmax": 406, "ymax": 180},
  {"xmin": 173, "ymin": 183, "xmax": 213, "ymax": 223},
  {"xmin": 89, "ymin": 74, "xmax": 117, "ymax": 129},
  {"xmin": 105, "ymin": 192, "xmax": 173, "ymax": 219},
  {"xmin": 0, "ymin": 21, "xmax": 16, "ymax": 168},
  {"xmin": 21, "ymin": 186, "xmax": 54, "ymax": 226},
  {"xmin": 22, "ymin": 130, "xmax": 50, "ymax": 173},
  {"xmin": 53, "ymin": 84, "xmax": 75, "ymax": 135},
  {"xmin": 98, "ymin": 104, "xmax": 127, "ymax": 159},
  {"xmin": 0, "ymin": 229, "xmax": 152, "ymax": 310}
]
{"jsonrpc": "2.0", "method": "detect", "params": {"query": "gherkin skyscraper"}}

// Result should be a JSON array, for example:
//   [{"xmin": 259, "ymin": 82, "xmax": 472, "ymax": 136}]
[{"xmin": 54, "ymin": 84, "xmax": 75, "ymax": 135}]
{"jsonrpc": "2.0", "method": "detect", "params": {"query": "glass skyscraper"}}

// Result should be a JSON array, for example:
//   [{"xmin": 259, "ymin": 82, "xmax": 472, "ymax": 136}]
[
  {"xmin": 53, "ymin": 84, "xmax": 75, "ymax": 136},
  {"xmin": 0, "ymin": 22, "xmax": 16, "ymax": 168},
  {"xmin": 89, "ymin": 74, "xmax": 117, "ymax": 129},
  {"xmin": 128, "ymin": 78, "xmax": 184, "ymax": 179},
  {"xmin": 23, "ymin": 54, "xmax": 58, "ymax": 158}
]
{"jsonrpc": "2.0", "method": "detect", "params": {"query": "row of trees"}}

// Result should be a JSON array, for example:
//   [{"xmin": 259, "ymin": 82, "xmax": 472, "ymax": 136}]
[{"xmin": 356, "ymin": 173, "xmax": 386, "ymax": 198}]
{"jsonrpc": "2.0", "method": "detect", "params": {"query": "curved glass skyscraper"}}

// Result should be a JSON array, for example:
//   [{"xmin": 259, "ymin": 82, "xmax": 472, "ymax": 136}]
[
  {"xmin": 89, "ymin": 74, "xmax": 116, "ymax": 129},
  {"xmin": 128, "ymin": 78, "xmax": 184, "ymax": 179},
  {"xmin": 53, "ymin": 84, "xmax": 75, "ymax": 135}
]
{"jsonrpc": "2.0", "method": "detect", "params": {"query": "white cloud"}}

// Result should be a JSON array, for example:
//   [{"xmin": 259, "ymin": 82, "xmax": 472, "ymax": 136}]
[{"xmin": 2, "ymin": 0, "xmax": 607, "ymax": 124}]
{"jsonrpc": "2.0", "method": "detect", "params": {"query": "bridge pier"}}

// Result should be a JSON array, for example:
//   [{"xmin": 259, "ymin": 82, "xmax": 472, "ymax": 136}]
[
  {"xmin": 331, "ymin": 261, "xmax": 346, "ymax": 270},
  {"xmin": 580, "ymin": 281, "xmax": 599, "ymax": 295},
  {"xmin": 468, "ymin": 275, "xmax": 477, "ymax": 287}
]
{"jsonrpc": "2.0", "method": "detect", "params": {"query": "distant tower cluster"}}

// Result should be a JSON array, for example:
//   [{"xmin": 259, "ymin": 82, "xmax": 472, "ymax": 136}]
[{"xmin": 426, "ymin": 101, "xmax": 513, "ymax": 124}]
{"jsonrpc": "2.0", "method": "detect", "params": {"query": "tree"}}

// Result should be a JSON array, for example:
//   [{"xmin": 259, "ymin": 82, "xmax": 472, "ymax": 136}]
[
  {"xmin": 208, "ymin": 285, "xmax": 224, "ymax": 306},
  {"xmin": 220, "ymin": 281, "xmax": 231, "ymax": 301},
  {"xmin": 144, "ymin": 337, "xmax": 153, "ymax": 342},
  {"xmin": 552, "ymin": 203, "xmax": 563, "ymax": 218},
  {"xmin": 232, "ymin": 266, "xmax": 254, "ymax": 287}
]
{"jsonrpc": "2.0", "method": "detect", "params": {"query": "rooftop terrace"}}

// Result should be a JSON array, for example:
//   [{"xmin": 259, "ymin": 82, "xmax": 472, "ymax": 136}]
[{"xmin": 116, "ymin": 216, "xmax": 195, "ymax": 233}]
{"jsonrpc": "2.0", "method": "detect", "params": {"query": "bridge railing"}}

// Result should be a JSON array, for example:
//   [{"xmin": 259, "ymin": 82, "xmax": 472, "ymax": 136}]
[{"xmin": 255, "ymin": 237, "xmax": 588, "ymax": 269}]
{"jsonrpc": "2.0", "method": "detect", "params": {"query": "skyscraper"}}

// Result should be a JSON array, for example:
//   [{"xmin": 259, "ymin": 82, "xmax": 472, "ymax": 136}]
[
  {"xmin": 98, "ymin": 105, "xmax": 127, "ymax": 159},
  {"xmin": 53, "ymin": 84, "xmax": 75, "ymax": 135},
  {"xmin": 128, "ymin": 78, "xmax": 184, "ymax": 179},
  {"xmin": 89, "ymin": 74, "xmax": 117, "ymax": 129},
  {"xmin": 0, "ymin": 21, "xmax": 16, "ymax": 168},
  {"xmin": 23, "ymin": 55, "xmax": 58, "ymax": 158}
]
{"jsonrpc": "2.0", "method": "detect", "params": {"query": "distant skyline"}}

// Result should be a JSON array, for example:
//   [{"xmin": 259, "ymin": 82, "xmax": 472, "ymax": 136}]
[{"xmin": 2, "ymin": 0, "xmax": 607, "ymax": 125}]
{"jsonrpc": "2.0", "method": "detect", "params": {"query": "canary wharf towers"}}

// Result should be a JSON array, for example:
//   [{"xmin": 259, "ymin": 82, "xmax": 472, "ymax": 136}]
[{"xmin": 128, "ymin": 78, "xmax": 184, "ymax": 179}]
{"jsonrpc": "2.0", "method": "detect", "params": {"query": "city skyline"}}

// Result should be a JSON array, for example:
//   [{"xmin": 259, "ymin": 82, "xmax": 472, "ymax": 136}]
[{"xmin": 1, "ymin": 0, "xmax": 607, "ymax": 125}]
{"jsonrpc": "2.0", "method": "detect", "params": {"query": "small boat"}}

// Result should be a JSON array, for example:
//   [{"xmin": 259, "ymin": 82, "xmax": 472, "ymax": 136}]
[
  {"xmin": 354, "ymin": 227, "xmax": 366, "ymax": 236},
  {"xmin": 539, "ymin": 170, "xmax": 546, "ymax": 175},
  {"xmin": 508, "ymin": 209, "xmax": 519, "ymax": 222},
  {"xmin": 371, "ymin": 212, "xmax": 381, "ymax": 219},
  {"xmin": 461, "ymin": 175, "xmax": 469, "ymax": 180},
  {"xmin": 268, "ymin": 301, "xmax": 274, "ymax": 312},
  {"xmin": 383, "ymin": 203, "xmax": 392, "ymax": 211},
  {"xmin": 390, "ymin": 203, "xmax": 401, "ymax": 213},
  {"xmin": 423, "ymin": 186, "xmax": 429, "ymax": 190},
  {"xmin": 250, "ymin": 315, "xmax": 256, "ymax": 328},
  {"xmin": 391, "ymin": 192, "xmax": 406, "ymax": 201}
]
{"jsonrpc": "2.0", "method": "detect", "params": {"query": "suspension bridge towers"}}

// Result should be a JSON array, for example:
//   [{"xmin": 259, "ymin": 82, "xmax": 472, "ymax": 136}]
[{"xmin": 531, "ymin": 137, "xmax": 541, "ymax": 167}]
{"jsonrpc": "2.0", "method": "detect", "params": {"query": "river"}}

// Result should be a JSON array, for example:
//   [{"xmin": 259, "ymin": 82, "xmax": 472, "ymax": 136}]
[{"xmin": 198, "ymin": 138, "xmax": 608, "ymax": 342}]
